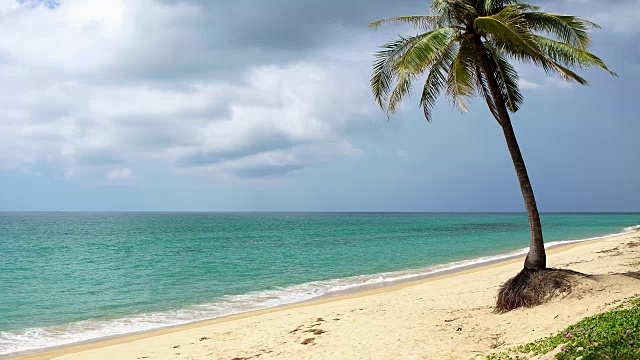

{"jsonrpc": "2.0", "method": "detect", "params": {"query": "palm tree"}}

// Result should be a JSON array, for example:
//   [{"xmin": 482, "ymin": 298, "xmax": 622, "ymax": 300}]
[{"xmin": 370, "ymin": 0, "xmax": 615, "ymax": 311}]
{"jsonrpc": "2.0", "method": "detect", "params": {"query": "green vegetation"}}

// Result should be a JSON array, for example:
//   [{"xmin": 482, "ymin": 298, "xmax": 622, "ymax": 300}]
[
  {"xmin": 487, "ymin": 295, "xmax": 640, "ymax": 359},
  {"xmin": 369, "ymin": 0, "xmax": 616, "ymax": 311}
]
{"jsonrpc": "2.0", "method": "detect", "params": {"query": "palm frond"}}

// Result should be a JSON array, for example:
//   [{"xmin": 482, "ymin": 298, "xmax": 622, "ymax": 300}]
[
  {"xmin": 386, "ymin": 72, "xmax": 415, "ymax": 117},
  {"xmin": 369, "ymin": 16, "xmax": 442, "ymax": 31},
  {"xmin": 489, "ymin": 37, "xmax": 588, "ymax": 85},
  {"xmin": 420, "ymin": 40, "xmax": 458, "ymax": 121},
  {"xmin": 483, "ymin": 0, "xmax": 538, "ymax": 16},
  {"xmin": 508, "ymin": 3, "xmax": 540, "ymax": 13},
  {"xmin": 371, "ymin": 27, "xmax": 457, "ymax": 112},
  {"xmin": 392, "ymin": 27, "xmax": 458, "ymax": 75},
  {"xmin": 524, "ymin": 12, "xmax": 599, "ymax": 50},
  {"xmin": 446, "ymin": 37, "xmax": 476, "ymax": 112},
  {"xmin": 485, "ymin": 43, "xmax": 523, "ymax": 112},
  {"xmin": 474, "ymin": 60, "xmax": 500, "ymax": 121},
  {"xmin": 534, "ymin": 35, "xmax": 617, "ymax": 76},
  {"xmin": 371, "ymin": 35, "xmax": 423, "ymax": 109},
  {"xmin": 431, "ymin": 0, "xmax": 478, "ymax": 25},
  {"xmin": 547, "ymin": 59, "xmax": 589, "ymax": 85},
  {"xmin": 474, "ymin": 5, "xmax": 542, "ymax": 60}
]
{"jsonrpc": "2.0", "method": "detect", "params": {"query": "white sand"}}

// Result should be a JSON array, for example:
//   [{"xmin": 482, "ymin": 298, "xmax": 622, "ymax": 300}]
[{"xmin": 11, "ymin": 231, "xmax": 640, "ymax": 360}]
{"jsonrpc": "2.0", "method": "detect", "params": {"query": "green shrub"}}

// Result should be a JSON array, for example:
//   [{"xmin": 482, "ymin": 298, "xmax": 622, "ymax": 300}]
[{"xmin": 487, "ymin": 295, "xmax": 640, "ymax": 359}]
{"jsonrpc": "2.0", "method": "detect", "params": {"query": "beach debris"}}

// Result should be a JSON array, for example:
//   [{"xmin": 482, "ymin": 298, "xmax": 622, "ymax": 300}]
[
  {"xmin": 597, "ymin": 247, "xmax": 620, "ymax": 253},
  {"xmin": 444, "ymin": 318, "xmax": 457, "ymax": 322},
  {"xmin": 231, "ymin": 349, "xmax": 274, "ymax": 360},
  {"xmin": 289, "ymin": 325, "xmax": 304, "ymax": 334},
  {"xmin": 199, "ymin": 336, "xmax": 210, "ymax": 341},
  {"xmin": 304, "ymin": 328, "xmax": 326, "ymax": 335},
  {"xmin": 488, "ymin": 337, "xmax": 505, "ymax": 349},
  {"xmin": 316, "ymin": 317, "xmax": 325, "ymax": 322},
  {"xmin": 456, "ymin": 327, "xmax": 463, "ymax": 331},
  {"xmin": 333, "ymin": 318, "xmax": 340, "ymax": 321},
  {"xmin": 300, "ymin": 337, "xmax": 315, "ymax": 345},
  {"xmin": 172, "ymin": 345, "xmax": 180, "ymax": 348}
]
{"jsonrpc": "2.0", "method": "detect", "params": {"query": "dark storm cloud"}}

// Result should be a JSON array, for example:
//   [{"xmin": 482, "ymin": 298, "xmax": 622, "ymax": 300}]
[
  {"xmin": 104, "ymin": 0, "xmax": 428, "ymax": 83},
  {"xmin": 112, "ymin": 0, "xmax": 637, "ymax": 85},
  {"xmin": 175, "ymin": 131, "xmax": 302, "ymax": 167}
]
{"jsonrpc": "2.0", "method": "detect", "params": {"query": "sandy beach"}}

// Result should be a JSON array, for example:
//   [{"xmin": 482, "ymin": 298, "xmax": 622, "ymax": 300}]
[{"xmin": 8, "ymin": 230, "xmax": 640, "ymax": 360}]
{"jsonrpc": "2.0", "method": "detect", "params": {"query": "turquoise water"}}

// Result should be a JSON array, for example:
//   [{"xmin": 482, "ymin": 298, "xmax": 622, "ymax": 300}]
[{"xmin": 0, "ymin": 212, "xmax": 638, "ymax": 355}]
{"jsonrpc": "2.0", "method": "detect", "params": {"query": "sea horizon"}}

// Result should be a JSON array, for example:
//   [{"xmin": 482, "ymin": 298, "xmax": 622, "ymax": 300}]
[{"xmin": 2, "ymin": 211, "xmax": 639, "ymax": 214}]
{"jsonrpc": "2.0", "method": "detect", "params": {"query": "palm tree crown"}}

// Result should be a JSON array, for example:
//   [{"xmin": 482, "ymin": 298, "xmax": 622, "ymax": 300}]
[{"xmin": 370, "ymin": 0, "xmax": 615, "ymax": 122}]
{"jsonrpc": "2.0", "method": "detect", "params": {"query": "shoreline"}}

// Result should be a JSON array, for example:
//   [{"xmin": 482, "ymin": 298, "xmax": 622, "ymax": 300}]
[{"xmin": 6, "ymin": 227, "xmax": 638, "ymax": 360}]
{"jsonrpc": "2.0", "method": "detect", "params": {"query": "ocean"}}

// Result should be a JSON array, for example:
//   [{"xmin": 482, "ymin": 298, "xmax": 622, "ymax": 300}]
[{"xmin": 0, "ymin": 212, "xmax": 638, "ymax": 355}]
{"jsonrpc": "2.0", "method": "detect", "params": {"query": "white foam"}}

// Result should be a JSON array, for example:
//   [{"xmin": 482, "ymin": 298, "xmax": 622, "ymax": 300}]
[
  {"xmin": 624, "ymin": 225, "xmax": 640, "ymax": 232},
  {"xmin": 2, "ymin": 224, "xmax": 638, "ymax": 356}
]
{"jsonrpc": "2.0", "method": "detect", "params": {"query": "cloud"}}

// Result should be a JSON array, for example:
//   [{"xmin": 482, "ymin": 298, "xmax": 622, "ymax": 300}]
[
  {"xmin": 518, "ymin": 78, "xmax": 541, "ymax": 90},
  {"xmin": 0, "ymin": 0, "xmax": 392, "ymax": 182},
  {"xmin": 0, "ymin": 61, "xmax": 374, "ymax": 179},
  {"xmin": 0, "ymin": 0, "xmax": 628, "ymax": 184},
  {"xmin": 540, "ymin": 0, "xmax": 640, "ymax": 34},
  {"xmin": 14, "ymin": 0, "xmax": 60, "ymax": 9},
  {"xmin": 519, "ymin": 77, "xmax": 574, "ymax": 90},
  {"xmin": 163, "ymin": 63, "xmax": 372, "ymax": 177},
  {"xmin": 0, "ymin": 0, "xmax": 423, "ymax": 84},
  {"xmin": 592, "ymin": 5, "xmax": 640, "ymax": 34},
  {"xmin": 107, "ymin": 167, "xmax": 133, "ymax": 180}
]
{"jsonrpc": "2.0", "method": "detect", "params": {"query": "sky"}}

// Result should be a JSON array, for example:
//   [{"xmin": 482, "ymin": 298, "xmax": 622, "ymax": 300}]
[{"xmin": 0, "ymin": 0, "xmax": 638, "ymax": 212}]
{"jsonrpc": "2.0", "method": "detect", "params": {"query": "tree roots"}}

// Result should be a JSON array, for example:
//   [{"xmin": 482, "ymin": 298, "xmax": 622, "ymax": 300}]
[{"xmin": 496, "ymin": 268, "xmax": 583, "ymax": 313}]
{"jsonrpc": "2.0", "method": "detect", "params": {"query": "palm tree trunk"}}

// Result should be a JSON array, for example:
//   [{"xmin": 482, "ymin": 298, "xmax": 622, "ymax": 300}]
[{"xmin": 472, "ymin": 37, "xmax": 546, "ymax": 270}]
